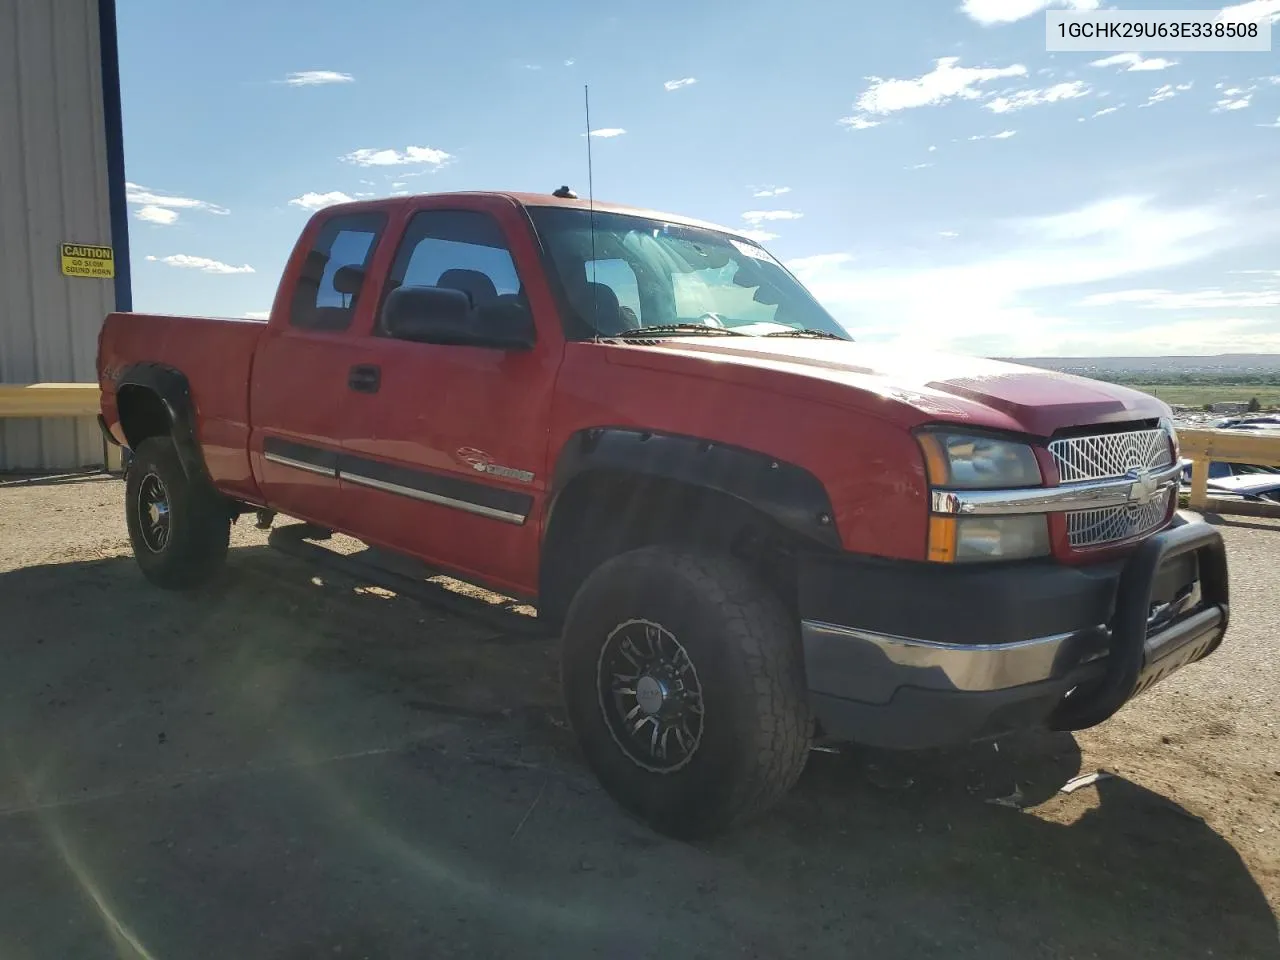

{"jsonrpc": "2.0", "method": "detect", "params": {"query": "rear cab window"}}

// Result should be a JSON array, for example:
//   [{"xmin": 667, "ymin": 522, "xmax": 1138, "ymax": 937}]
[{"xmin": 289, "ymin": 212, "xmax": 387, "ymax": 331}]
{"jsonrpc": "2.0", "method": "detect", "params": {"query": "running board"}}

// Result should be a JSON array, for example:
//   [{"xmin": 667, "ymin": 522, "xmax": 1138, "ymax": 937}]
[{"xmin": 266, "ymin": 523, "xmax": 549, "ymax": 639}]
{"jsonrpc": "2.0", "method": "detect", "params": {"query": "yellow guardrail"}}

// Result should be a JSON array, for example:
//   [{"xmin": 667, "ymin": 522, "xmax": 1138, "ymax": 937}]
[
  {"xmin": 1178, "ymin": 427, "xmax": 1280, "ymax": 519},
  {"xmin": 0, "ymin": 383, "xmax": 121, "ymax": 471},
  {"xmin": 0, "ymin": 382, "xmax": 102, "ymax": 417}
]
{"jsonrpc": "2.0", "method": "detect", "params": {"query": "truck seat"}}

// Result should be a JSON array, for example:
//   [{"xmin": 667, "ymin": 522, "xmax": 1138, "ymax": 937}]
[{"xmin": 436, "ymin": 269, "xmax": 497, "ymax": 308}]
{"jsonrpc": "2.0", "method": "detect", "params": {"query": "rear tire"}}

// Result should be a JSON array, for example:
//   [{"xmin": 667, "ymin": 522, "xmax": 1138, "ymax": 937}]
[
  {"xmin": 125, "ymin": 436, "xmax": 230, "ymax": 590},
  {"xmin": 561, "ymin": 545, "xmax": 812, "ymax": 839}
]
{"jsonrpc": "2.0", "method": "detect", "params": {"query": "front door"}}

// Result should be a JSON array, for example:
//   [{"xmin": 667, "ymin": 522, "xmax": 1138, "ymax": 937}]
[{"xmin": 337, "ymin": 203, "xmax": 563, "ymax": 597}]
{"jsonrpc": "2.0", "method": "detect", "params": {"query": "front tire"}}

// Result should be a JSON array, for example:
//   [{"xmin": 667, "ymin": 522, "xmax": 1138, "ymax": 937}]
[
  {"xmin": 561, "ymin": 546, "xmax": 812, "ymax": 839},
  {"xmin": 124, "ymin": 437, "xmax": 230, "ymax": 590}
]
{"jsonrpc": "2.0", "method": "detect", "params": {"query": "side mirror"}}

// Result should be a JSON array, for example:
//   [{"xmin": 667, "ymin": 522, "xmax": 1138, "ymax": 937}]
[{"xmin": 381, "ymin": 285, "xmax": 535, "ymax": 350}]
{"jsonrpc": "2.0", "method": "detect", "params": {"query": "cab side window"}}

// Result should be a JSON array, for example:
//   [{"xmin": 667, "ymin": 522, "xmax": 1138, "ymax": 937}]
[
  {"xmin": 290, "ymin": 212, "xmax": 386, "ymax": 331},
  {"xmin": 379, "ymin": 210, "xmax": 526, "ymax": 335}
]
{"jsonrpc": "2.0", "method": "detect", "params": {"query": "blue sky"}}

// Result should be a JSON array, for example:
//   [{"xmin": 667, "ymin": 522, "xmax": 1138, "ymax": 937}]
[{"xmin": 118, "ymin": 0, "xmax": 1280, "ymax": 357}]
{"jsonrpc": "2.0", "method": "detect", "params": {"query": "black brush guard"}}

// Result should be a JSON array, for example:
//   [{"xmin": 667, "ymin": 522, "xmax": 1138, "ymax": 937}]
[{"xmin": 1050, "ymin": 520, "xmax": 1230, "ymax": 731}]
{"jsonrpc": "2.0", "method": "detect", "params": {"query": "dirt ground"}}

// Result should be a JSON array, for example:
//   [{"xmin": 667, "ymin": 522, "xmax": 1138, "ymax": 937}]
[{"xmin": 0, "ymin": 472, "xmax": 1277, "ymax": 959}]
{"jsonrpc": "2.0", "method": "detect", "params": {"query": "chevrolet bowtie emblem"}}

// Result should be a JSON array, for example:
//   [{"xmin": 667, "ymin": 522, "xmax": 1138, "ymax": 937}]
[{"xmin": 1126, "ymin": 467, "xmax": 1159, "ymax": 506}]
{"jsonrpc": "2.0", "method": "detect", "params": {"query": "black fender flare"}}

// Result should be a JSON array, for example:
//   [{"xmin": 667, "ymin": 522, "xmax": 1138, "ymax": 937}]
[
  {"xmin": 114, "ymin": 363, "xmax": 209, "ymax": 485},
  {"xmin": 547, "ymin": 427, "xmax": 842, "ymax": 550}
]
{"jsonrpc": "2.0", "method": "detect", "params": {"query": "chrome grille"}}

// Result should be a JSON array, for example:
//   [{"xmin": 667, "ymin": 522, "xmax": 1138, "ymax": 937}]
[
  {"xmin": 1049, "ymin": 427, "xmax": 1176, "ymax": 548},
  {"xmin": 1048, "ymin": 428, "xmax": 1173, "ymax": 484},
  {"xmin": 1065, "ymin": 488, "xmax": 1173, "ymax": 548}
]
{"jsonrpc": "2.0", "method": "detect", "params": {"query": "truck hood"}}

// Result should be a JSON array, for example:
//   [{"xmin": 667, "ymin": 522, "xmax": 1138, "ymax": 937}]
[{"xmin": 608, "ymin": 337, "xmax": 1168, "ymax": 437}]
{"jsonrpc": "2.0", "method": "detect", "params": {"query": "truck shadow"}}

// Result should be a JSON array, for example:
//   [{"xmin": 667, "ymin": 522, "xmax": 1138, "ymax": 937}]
[
  {"xmin": 1203, "ymin": 512, "xmax": 1280, "ymax": 533},
  {"xmin": 0, "ymin": 545, "xmax": 1275, "ymax": 959},
  {"xmin": 753, "ymin": 738, "xmax": 1278, "ymax": 957}
]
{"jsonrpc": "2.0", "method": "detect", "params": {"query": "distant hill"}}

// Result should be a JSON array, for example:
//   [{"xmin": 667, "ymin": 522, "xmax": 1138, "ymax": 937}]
[{"xmin": 1000, "ymin": 355, "xmax": 1280, "ymax": 377}]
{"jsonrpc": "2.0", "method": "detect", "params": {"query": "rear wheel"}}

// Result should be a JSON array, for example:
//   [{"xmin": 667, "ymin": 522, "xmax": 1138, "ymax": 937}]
[
  {"xmin": 124, "ymin": 437, "xmax": 230, "ymax": 589},
  {"xmin": 561, "ymin": 545, "xmax": 812, "ymax": 839}
]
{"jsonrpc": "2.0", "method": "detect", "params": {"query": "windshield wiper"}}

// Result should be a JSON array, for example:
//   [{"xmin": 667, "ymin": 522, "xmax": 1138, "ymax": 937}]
[
  {"xmin": 610, "ymin": 323, "xmax": 750, "ymax": 338},
  {"xmin": 763, "ymin": 328, "xmax": 848, "ymax": 340}
]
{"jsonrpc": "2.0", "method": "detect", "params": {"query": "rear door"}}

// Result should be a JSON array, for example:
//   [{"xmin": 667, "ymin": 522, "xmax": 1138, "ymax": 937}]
[
  {"xmin": 337, "ymin": 200, "xmax": 564, "ymax": 596},
  {"xmin": 250, "ymin": 211, "xmax": 389, "ymax": 529}
]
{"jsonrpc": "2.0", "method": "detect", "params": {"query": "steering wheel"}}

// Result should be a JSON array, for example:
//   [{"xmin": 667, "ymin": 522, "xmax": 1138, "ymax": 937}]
[{"xmin": 697, "ymin": 312, "xmax": 726, "ymax": 327}]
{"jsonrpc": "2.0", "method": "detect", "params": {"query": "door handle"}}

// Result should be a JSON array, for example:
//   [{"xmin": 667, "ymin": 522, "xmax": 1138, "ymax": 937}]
[{"xmin": 348, "ymin": 364, "xmax": 381, "ymax": 393}]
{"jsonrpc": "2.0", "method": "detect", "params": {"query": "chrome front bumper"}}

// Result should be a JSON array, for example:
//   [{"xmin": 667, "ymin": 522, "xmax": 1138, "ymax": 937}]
[
  {"xmin": 800, "ymin": 519, "xmax": 1229, "ymax": 749},
  {"xmin": 801, "ymin": 621, "xmax": 1107, "ymax": 702}
]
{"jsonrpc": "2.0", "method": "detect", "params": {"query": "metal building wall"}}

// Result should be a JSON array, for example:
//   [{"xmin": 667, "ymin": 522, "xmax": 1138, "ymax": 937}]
[{"xmin": 0, "ymin": 0, "xmax": 128, "ymax": 471}]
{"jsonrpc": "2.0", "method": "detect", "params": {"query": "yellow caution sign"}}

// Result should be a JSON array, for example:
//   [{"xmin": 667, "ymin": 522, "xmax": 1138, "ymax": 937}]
[{"xmin": 60, "ymin": 242, "xmax": 115, "ymax": 279}]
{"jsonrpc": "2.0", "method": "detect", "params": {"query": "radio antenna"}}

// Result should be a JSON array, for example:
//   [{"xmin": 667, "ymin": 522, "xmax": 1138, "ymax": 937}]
[{"xmin": 584, "ymin": 84, "xmax": 600, "ymax": 339}]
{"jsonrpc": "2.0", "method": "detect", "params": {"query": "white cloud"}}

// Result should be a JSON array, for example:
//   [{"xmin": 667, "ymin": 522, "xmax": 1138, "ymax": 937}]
[
  {"xmin": 742, "ymin": 210, "xmax": 804, "ymax": 225},
  {"xmin": 390, "ymin": 181, "xmax": 407, "ymax": 189},
  {"xmin": 1142, "ymin": 82, "xmax": 1193, "ymax": 107},
  {"xmin": 1090, "ymin": 53, "xmax": 1177, "ymax": 72},
  {"xmin": 144, "ymin": 255, "xmax": 254, "ymax": 275},
  {"xmin": 986, "ymin": 81, "xmax": 1090, "ymax": 113},
  {"xmin": 664, "ymin": 77, "xmax": 697, "ymax": 91},
  {"xmin": 288, "ymin": 191, "xmax": 356, "ymax": 211},
  {"xmin": 782, "ymin": 194, "xmax": 1276, "ymax": 355},
  {"xmin": 281, "ymin": 70, "xmax": 354, "ymax": 86},
  {"xmin": 906, "ymin": 162, "xmax": 935, "ymax": 170},
  {"xmin": 1262, "ymin": 115, "xmax": 1280, "ymax": 127},
  {"xmin": 1092, "ymin": 105, "xmax": 1122, "ymax": 118},
  {"xmin": 588, "ymin": 128, "xmax": 627, "ymax": 138},
  {"xmin": 1079, "ymin": 287, "xmax": 1280, "ymax": 309},
  {"xmin": 124, "ymin": 182, "xmax": 228, "ymax": 223},
  {"xmin": 751, "ymin": 186, "xmax": 792, "ymax": 198},
  {"xmin": 243, "ymin": 310, "xmax": 270, "ymax": 320},
  {"xmin": 523, "ymin": 63, "xmax": 542, "ymax": 71},
  {"xmin": 839, "ymin": 116, "xmax": 882, "ymax": 130},
  {"xmin": 341, "ymin": 146, "xmax": 453, "ymax": 167},
  {"xmin": 1215, "ymin": 96, "xmax": 1252, "ymax": 111},
  {"xmin": 961, "ymin": 0, "xmax": 1098, "ymax": 25},
  {"xmin": 851, "ymin": 57, "xmax": 1027, "ymax": 116},
  {"xmin": 1218, "ymin": 0, "xmax": 1280, "ymax": 24},
  {"xmin": 928, "ymin": 145, "xmax": 937, "ymax": 152},
  {"xmin": 939, "ymin": 231, "xmax": 960, "ymax": 239},
  {"xmin": 739, "ymin": 229, "xmax": 780, "ymax": 243},
  {"xmin": 135, "ymin": 205, "xmax": 178, "ymax": 225},
  {"xmin": 564, "ymin": 59, "xmax": 576, "ymax": 66},
  {"xmin": 970, "ymin": 129, "xmax": 1018, "ymax": 140}
]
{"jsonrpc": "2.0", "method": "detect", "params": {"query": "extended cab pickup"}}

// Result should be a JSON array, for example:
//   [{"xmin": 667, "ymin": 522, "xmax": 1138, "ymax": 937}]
[{"xmin": 98, "ymin": 190, "xmax": 1230, "ymax": 838}]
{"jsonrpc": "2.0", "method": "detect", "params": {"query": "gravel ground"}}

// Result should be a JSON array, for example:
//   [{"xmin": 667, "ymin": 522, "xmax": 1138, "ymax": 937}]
[{"xmin": 0, "ymin": 472, "xmax": 1277, "ymax": 959}]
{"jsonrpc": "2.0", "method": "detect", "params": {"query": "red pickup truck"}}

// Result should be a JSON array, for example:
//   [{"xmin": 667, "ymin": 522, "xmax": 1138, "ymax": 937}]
[{"xmin": 98, "ymin": 190, "xmax": 1230, "ymax": 838}]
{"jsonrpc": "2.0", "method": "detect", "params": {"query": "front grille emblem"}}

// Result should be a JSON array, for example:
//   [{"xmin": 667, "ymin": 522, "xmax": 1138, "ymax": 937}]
[{"xmin": 1126, "ymin": 467, "xmax": 1160, "ymax": 507}]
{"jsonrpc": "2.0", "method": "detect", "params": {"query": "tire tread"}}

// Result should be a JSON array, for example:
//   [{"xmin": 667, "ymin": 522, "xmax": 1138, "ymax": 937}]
[{"xmin": 562, "ymin": 544, "xmax": 811, "ymax": 837}]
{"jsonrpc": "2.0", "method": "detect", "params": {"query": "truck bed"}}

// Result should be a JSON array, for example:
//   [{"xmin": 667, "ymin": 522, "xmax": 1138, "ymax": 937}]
[{"xmin": 98, "ymin": 313, "xmax": 264, "ymax": 500}]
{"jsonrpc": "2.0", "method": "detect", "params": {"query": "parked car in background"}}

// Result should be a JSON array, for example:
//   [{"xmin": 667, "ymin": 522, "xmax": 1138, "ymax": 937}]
[
  {"xmin": 1179, "ymin": 459, "xmax": 1280, "ymax": 504},
  {"xmin": 1215, "ymin": 415, "xmax": 1280, "ymax": 430}
]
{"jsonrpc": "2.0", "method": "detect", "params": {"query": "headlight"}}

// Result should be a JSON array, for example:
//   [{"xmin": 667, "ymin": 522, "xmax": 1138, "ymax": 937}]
[
  {"xmin": 955, "ymin": 515, "xmax": 1050, "ymax": 562},
  {"xmin": 918, "ymin": 430, "xmax": 1050, "ymax": 563},
  {"xmin": 916, "ymin": 431, "xmax": 1041, "ymax": 489}
]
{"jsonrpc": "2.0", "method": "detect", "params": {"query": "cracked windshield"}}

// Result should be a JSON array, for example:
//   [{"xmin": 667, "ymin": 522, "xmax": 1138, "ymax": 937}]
[{"xmin": 1, "ymin": 0, "xmax": 1277, "ymax": 958}]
